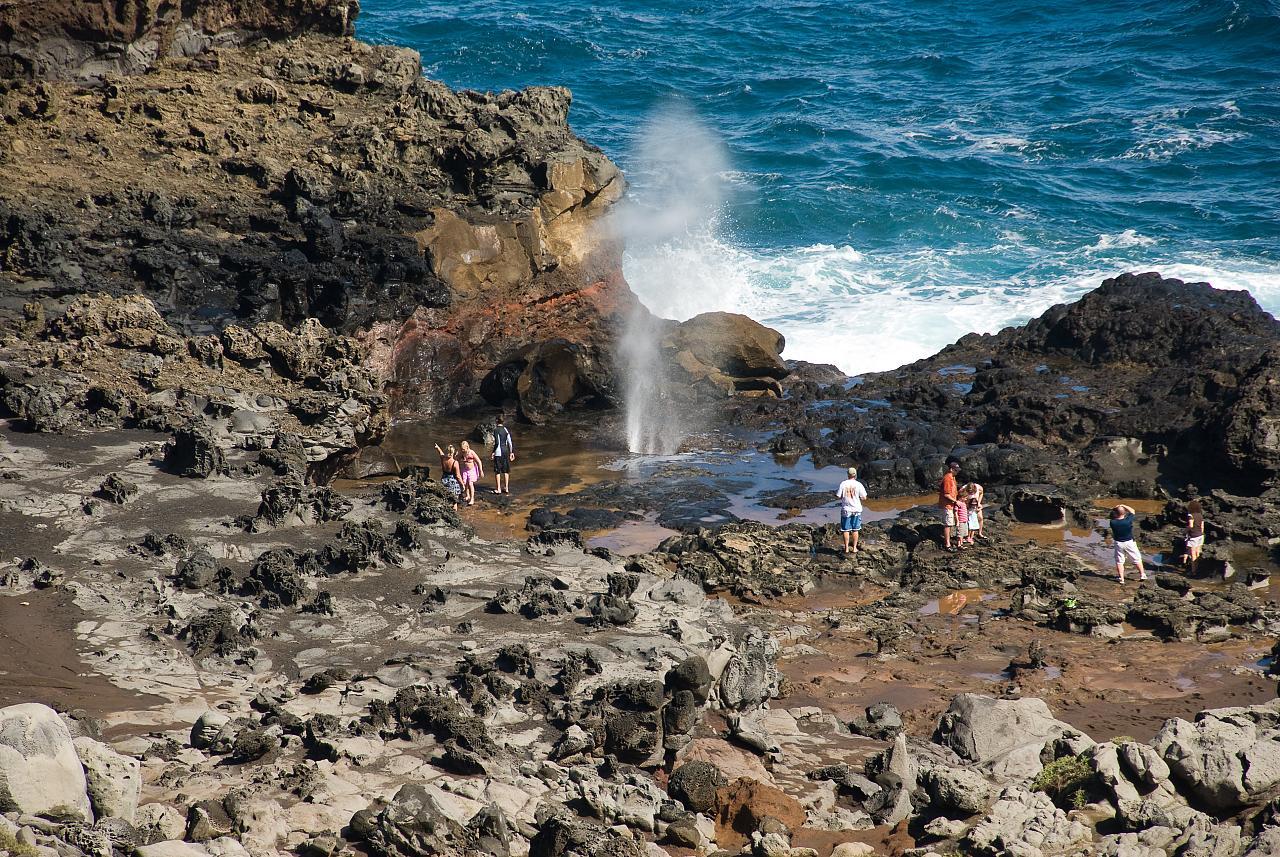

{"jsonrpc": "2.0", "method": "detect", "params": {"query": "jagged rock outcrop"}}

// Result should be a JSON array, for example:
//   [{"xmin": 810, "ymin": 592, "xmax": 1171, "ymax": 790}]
[
  {"xmin": 0, "ymin": 0, "xmax": 628, "ymax": 425},
  {"xmin": 662, "ymin": 312, "xmax": 790, "ymax": 399},
  {"xmin": 0, "ymin": 0, "xmax": 359, "ymax": 79},
  {"xmin": 749, "ymin": 273, "xmax": 1280, "ymax": 496}
]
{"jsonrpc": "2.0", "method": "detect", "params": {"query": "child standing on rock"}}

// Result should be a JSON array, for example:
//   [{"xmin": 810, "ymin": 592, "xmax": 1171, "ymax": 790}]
[
  {"xmin": 1183, "ymin": 499, "xmax": 1206, "ymax": 573},
  {"xmin": 955, "ymin": 491, "xmax": 972, "ymax": 548},
  {"xmin": 963, "ymin": 482, "xmax": 986, "ymax": 541}
]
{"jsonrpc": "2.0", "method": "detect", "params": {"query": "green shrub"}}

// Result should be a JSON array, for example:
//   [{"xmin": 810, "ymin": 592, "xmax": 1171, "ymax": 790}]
[
  {"xmin": 1031, "ymin": 754, "xmax": 1093, "ymax": 808},
  {"xmin": 0, "ymin": 828, "xmax": 40, "ymax": 857}
]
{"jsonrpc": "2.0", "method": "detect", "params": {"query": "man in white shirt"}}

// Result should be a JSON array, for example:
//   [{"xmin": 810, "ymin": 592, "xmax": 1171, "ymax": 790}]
[{"xmin": 835, "ymin": 466, "xmax": 868, "ymax": 555}]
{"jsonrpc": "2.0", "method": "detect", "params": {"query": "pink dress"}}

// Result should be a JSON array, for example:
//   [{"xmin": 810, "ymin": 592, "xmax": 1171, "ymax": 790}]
[{"xmin": 461, "ymin": 453, "xmax": 480, "ymax": 485}]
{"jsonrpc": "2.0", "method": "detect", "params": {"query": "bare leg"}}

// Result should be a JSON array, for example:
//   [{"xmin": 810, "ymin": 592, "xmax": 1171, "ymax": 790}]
[
  {"xmin": 1116, "ymin": 559, "xmax": 1125, "ymax": 584},
  {"xmin": 943, "ymin": 525, "xmax": 952, "ymax": 548},
  {"xmin": 842, "ymin": 530, "xmax": 851, "ymax": 553},
  {"xmin": 1137, "ymin": 551, "xmax": 1146, "ymax": 581},
  {"xmin": 850, "ymin": 530, "xmax": 860, "ymax": 553}
]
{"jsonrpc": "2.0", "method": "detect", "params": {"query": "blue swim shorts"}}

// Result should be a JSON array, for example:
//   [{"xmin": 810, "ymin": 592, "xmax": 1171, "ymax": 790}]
[{"xmin": 840, "ymin": 512, "xmax": 862, "ymax": 532}]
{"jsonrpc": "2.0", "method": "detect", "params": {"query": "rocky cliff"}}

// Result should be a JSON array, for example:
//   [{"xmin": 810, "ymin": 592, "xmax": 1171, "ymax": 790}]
[
  {"xmin": 763, "ymin": 273, "xmax": 1280, "ymax": 498},
  {"xmin": 0, "ymin": 0, "xmax": 628, "ymax": 426}
]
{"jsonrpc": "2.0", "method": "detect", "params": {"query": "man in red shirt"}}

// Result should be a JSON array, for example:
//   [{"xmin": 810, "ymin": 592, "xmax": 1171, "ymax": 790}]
[{"xmin": 938, "ymin": 460, "xmax": 961, "ymax": 551}]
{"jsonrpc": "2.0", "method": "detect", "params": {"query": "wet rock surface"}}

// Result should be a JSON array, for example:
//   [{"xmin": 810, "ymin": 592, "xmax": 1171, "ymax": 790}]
[
  {"xmin": 3, "ymin": 4, "xmax": 1280, "ymax": 857},
  {"xmin": 743, "ymin": 273, "xmax": 1280, "ymax": 501}
]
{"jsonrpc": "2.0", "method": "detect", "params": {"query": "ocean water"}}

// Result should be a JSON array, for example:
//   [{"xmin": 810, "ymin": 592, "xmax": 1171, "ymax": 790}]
[{"xmin": 358, "ymin": 0, "xmax": 1280, "ymax": 374}]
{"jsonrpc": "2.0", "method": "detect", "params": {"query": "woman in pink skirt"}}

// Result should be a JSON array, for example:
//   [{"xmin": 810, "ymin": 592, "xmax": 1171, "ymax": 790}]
[{"xmin": 459, "ymin": 440, "xmax": 484, "ymax": 506}]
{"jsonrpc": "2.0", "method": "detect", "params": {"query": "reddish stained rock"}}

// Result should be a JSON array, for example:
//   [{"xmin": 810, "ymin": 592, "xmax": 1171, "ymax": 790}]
[
  {"xmin": 711, "ymin": 777, "xmax": 806, "ymax": 848},
  {"xmin": 379, "ymin": 272, "xmax": 636, "ymax": 422}
]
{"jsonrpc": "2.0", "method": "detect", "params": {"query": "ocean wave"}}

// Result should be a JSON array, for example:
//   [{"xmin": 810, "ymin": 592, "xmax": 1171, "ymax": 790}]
[
  {"xmin": 1088, "ymin": 230, "xmax": 1157, "ymax": 252},
  {"xmin": 623, "ymin": 234, "xmax": 1280, "ymax": 375}
]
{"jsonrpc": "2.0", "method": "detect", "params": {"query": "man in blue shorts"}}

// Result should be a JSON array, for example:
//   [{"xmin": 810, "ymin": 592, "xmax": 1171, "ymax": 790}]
[{"xmin": 836, "ymin": 466, "xmax": 868, "ymax": 555}]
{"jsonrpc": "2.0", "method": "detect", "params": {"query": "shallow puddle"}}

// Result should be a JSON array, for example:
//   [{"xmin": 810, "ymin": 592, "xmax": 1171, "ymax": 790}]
[
  {"xmin": 919, "ymin": 588, "xmax": 993, "ymax": 616},
  {"xmin": 0, "ymin": 591, "xmax": 164, "ymax": 718}
]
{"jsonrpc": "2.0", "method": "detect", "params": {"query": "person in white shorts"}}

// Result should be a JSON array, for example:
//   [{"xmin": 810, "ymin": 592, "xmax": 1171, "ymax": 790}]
[
  {"xmin": 1108, "ymin": 504, "xmax": 1146, "ymax": 584},
  {"xmin": 1183, "ymin": 499, "xmax": 1205, "ymax": 573}
]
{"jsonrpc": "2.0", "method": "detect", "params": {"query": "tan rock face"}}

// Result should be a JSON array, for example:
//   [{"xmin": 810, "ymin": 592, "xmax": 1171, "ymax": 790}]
[
  {"xmin": 0, "ymin": 703, "xmax": 93, "ymax": 822},
  {"xmin": 2, "ymin": 9, "xmax": 634, "ymax": 423},
  {"xmin": 0, "ymin": 0, "xmax": 359, "ymax": 79},
  {"xmin": 657, "ymin": 311, "xmax": 791, "ymax": 403}
]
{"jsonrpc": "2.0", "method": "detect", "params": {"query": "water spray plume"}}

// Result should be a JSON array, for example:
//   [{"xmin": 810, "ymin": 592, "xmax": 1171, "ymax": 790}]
[{"xmin": 615, "ymin": 103, "xmax": 732, "ymax": 454}]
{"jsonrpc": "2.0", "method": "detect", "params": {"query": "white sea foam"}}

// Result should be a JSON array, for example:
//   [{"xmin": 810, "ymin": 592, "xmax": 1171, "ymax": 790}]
[
  {"xmin": 1088, "ymin": 230, "xmax": 1157, "ymax": 252},
  {"xmin": 623, "ymin": 235, "xmax": 1280, "ymax": 376}
]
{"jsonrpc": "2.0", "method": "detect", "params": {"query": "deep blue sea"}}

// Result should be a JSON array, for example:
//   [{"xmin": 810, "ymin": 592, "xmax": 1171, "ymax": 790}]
[{"xmin": 359, "ymin": 0, "xmax": 1280, "ymax": 373}]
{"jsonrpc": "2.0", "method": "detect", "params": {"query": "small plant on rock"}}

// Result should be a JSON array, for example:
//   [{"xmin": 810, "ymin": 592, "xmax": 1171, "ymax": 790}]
[
  {"xmin": 1031, "ymin": 754, "xmax": 1093, "ymax": 809},
  {"xmin": 0, "ymin": 828, "xmax": 40, "ymax": 857}
]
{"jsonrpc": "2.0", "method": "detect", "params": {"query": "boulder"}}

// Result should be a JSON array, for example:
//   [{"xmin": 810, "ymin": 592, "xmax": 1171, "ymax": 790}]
[
  {"xmin": 962, "ymin": 785, "xmax": 1091, "ymax": 856},
  {"xmin": 0, "ymin": 702, "xmax": 93, "ymax": 821},
  {"xmin": 1118, "ymin": 741, "xmax": 1171, "ymax": 792},
  {"xmin": 666, "ymin": 312, "xmax": 788, "ymax": 381},
  {"xmin": 923, "ymin": 764, "xmax": 999, "ymax": 817},
  {"xmin": 73, "ymin": 737, "xmax": 141, "ymax": 821},
  {"xmin": 848, "ymin": 702, "xmax": 904, "ymax": 740},
  {"xmin": 668, "ymin": 760, "xmax": 728, "ymax": 814},
  {"xmin": 1151, "ymin": 699, "xmax": 1280, "ymax": 811},
  {"xmin": 135, "ymin": 803, "xmax": 187, "ymax": 844},
  {"xmin": 933, "ymin": 694, "xmax": 1094, "ymax": 782},
  {"xmin": 163, "ymin": 426, "xmax": 229, "ymax": 479},
  {"xmin": 713, "ymin": 628, "xmax": 782, "ymax": 711},
  {"xmin": 528, "ymin": 804, "xmax": 647, "ymax": 857},
  {"xmin": 190, "ymin": 710, "xmax": 231, "ymax": 750},
  {"xmin": 349, "ymin": 784, "xmax": 470, "ymax": 857}
]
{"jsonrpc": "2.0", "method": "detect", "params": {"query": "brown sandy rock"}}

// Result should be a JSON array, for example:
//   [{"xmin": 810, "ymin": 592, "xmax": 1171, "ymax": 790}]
[
  {"xmin": 711, "ymin": 778, "xmax": 805, "ymax": 848},
  {"xmin": 661, "ymin": 312, "xmax": 790, "ymax": 400}
]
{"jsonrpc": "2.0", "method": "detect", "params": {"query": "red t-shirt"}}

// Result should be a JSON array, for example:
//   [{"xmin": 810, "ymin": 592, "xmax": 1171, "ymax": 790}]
[{"xmin": 939, "ymin": 472, "xmax": 957, "ymax": 508}]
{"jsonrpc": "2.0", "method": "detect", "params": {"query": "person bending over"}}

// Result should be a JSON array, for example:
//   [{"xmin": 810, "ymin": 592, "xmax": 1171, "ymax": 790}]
[{"xmin": 1183, "ymin": 499, "xmax": 1205, "ymax": 573}]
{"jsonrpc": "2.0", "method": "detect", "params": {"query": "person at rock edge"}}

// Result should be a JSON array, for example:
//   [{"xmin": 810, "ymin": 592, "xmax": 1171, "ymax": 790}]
[
  {"xmin": 459, "ymin": 440, "xmax": 484, "ymax": 506},
  {"xmin": 835, "ymin": 466, "xmax": 868, "ymax": 555},
  {"xmin": 963, "ymin": 481, "xmax": 986, "ymax": 541},
  {"xmin": 1183, "ymin": 499, "xmax": 1206, "ymax": 573},
  {"xmin": 433, "ymin": 442, "xmax": 464, "ymax": 511},
  {"xmin": 492, "ymin": 417, "xmax": 515, "ymax": 495},
  {"xmin": 1109, "ymin": 503, "xmax": 1146, "ymax": 584},
  {"xmin": 938, "ymin": 459, "xmax": 961, "ymax": 551}
]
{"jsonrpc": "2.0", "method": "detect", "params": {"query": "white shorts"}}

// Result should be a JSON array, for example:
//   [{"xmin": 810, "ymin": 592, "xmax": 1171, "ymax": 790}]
[
  {"xmin": 1186, "ymin": 535, "xmax": 1204, "ymax": 550},
  {"xmin": 1114, "ymin": 539, "xmax": 1142, "ymax": 567}
]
